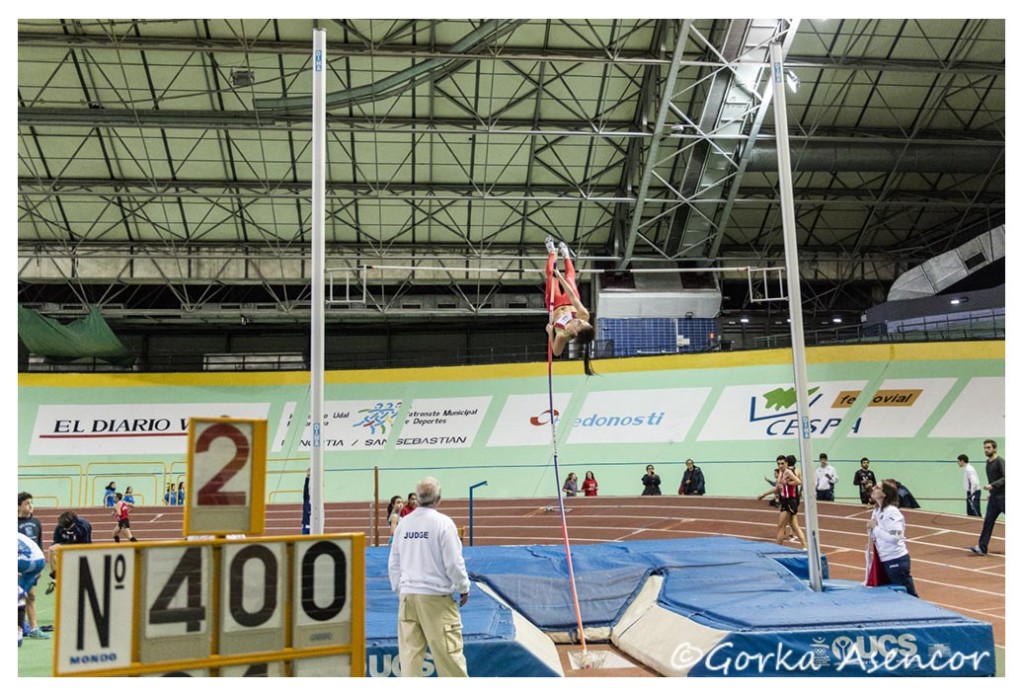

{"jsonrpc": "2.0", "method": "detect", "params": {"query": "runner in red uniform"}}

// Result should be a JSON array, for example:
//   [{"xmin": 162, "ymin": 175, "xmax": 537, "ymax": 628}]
[
  {"xmin": 775, "ymin": 457, "xmax": 806, "ymax": 549},
  {"xmin": 112, "ymin": 493, "xmax": 138, "ymax": 542}
]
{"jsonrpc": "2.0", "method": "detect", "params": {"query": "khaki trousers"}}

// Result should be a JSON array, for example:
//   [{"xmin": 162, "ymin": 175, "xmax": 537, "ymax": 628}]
[{"xmin": 397, "ymin": 593, "xmax": 468, "ymax": 677}]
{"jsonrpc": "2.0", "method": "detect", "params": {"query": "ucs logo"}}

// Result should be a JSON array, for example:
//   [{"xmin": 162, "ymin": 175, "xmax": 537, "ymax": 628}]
[
  {"xmin": 831, "ymin": 633, "xmax": 917, "ymax": 660},
  {"xmin": 367, "ymin": 652, "xmax": 436, "ymax": 677}
]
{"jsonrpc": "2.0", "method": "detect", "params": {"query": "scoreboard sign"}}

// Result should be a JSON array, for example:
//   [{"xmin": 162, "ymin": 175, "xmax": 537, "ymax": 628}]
[
  {"xmin": 54, "ymin": 545, "xmax": 136, "ymax": 674},
  {"xmin": 139, "ymin": 544, "xmax": 213, "ymax": 664},
  {"xmin": 219, "ymin": 540, "xmax": 286, "ymax": 655},
  {"xmin": 185, "ymin": 417, "xmax": 267, "ymax": 536},
  {"xmin": 54, "ymin": 535, "xmax": 365, "ymax": 677},
  {"xmin": 293, "ymin": 538, "xmax": 354, "ymax": 648}
]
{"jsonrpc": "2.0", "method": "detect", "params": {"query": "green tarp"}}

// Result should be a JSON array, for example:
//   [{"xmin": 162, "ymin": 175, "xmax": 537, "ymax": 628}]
[{"xmin": 18, "ymin": 306, "xmax": 134, "ymax": 366}]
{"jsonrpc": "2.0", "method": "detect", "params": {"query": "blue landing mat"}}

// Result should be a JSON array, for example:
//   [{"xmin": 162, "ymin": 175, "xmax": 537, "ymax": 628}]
[{"xmin": 366, "ymin": 538, "xmax": 996, "ymax": 677}]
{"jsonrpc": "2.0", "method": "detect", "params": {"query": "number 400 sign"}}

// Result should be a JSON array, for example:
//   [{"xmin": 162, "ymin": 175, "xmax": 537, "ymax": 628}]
[{"xmin": 184, "ymin": 418, "xmax": 268, "ymax": 537}]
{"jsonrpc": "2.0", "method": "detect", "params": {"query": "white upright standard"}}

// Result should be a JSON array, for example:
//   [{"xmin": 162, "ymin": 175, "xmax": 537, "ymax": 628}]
[
  {"xmin": 770, "ymin": 39, "xmax": 823, "ymax": 591},
  {"xmin": 309, "ymin": 28, "xmax": 327, "ymax": 535}
]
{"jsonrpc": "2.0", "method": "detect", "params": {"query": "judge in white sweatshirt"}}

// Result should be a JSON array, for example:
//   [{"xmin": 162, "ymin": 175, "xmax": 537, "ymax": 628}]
[{"xmin": 388, "ymin": 476, "xmax": 470, "ymax": 677}]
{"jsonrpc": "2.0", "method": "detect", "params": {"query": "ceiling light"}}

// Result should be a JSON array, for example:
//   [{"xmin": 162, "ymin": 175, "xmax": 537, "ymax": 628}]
[
  {"xmin": 785, "ymin": 69, "xmax": 801, "ymax": 93},
  {"xmin": 231, "ymin": 69, "xmax": 256, "ymax": 88},
  {"xmin": 739, "ymin": 317, "xmax": 750, "ymax": 324},
  {"xmin": 950, "ymin": 297, "xmax": 968, "ymax": 305},
  {"xmin": 832, "ymin": 317, "xmax": 842, "ymax": 324}
]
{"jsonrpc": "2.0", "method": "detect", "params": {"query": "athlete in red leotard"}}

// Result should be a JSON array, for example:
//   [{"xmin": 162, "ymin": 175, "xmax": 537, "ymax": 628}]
[{"xmin": 544, "ymin": 237, "xmax": 596, "ymax": 375}]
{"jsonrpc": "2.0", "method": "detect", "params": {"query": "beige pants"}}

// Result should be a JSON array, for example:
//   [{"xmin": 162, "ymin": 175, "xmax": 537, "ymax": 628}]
[{"xmin": 398, "ymin": 593, "xmax": 468, "ymax": 677}]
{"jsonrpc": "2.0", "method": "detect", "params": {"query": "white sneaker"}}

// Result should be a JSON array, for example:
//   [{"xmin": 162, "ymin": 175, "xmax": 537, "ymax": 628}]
[
  {"xmin": 559, "ymin": 241, "xmax": 572, "ymax": 259},
  {"xmin": 544, "ymin": 236, "xmax": 556, "ymax": 254}
]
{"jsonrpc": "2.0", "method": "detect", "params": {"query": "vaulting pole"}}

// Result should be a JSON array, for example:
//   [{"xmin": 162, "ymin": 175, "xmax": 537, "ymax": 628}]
[
  {"xmin": 546, "ymin": 271, "xmax": 588, "ymax": 654},
  {"xmin": 770, "ymin": 40, "xmax": 823, "ymax": 591},
  {"xmin": 309, "ymin": 28, "xmax": 327, "ymax": 535}
]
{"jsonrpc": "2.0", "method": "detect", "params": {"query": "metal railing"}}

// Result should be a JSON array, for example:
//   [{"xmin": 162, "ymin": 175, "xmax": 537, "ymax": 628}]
[{"xmin": 751, "ymin": 309, "xmax": 1004, "ymax": 350}]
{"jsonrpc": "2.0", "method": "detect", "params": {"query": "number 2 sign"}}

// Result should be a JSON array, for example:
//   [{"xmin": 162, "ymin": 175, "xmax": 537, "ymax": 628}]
[{"xmin": 185, "ymin": 418, "xmax": 267, "ymax": 536}]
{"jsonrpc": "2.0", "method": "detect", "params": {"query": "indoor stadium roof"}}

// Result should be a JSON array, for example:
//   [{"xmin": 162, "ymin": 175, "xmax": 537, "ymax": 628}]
[{"xmin": 17, "ymin": 18, "xmax": 1004, "ymax": 326}]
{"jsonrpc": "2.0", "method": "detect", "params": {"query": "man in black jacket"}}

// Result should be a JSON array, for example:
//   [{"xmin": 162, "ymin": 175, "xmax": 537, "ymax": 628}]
[
  {"xmin": 853, "ymin": 458, "xmax": 877, "ymax": 505},
  {"xmin": 679, "ymin": 459, "xmax": 706, "ymax": 496},
  {"xmin": 971, "ymin": 439, "xmax": 1005, "ymax": 555}
]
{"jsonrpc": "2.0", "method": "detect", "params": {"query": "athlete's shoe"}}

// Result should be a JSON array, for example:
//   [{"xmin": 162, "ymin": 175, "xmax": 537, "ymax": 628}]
[
  {"xmin": 544, "ymin": 236, "xmax": 557, "ymax": 254},
  {"xmin": 559, "ymin": 241, "xmax": 572, "ymax": 259},
  {"xmin": 969, "ymin": 545, "xmax": 987, "ymax": 556},
  {"xmin": 44, "ymin": 581, "xmax": 55, "ymax": 595},
  {"xmin": 26, "ymin": 628, "xmax": 50, "ymax": 640}
]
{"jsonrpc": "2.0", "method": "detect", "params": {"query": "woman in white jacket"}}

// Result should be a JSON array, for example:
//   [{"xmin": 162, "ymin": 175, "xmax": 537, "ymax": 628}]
[{"xmin": 867, "ymin": 479, "xmax": 919, "ymax": 597}]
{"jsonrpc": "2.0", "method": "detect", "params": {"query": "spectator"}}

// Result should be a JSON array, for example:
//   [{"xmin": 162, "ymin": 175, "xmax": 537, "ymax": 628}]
[
  {"xmin": 401, "ymin": 492, "xmax": 418, "ymax": 518},
  {"xmin": 387, "ymin": 497, "xmax": 405, "ymax": 544},
  {"xmin": 123, "ymin": 486, "xmax": 136, "ymax": 505},
  {"xmin": 868, "ymin": 480, "xmax": 918, "ymax": 597},
  {"xmin": 581, "ymin": 471, "xmax": 598, "ymax": 497},
  {"xmin": 17, "ymin": 493, "xmax": 42, "ymax": 548},
  {"xmin": 45, "ymin": 510, "xmax": 93, "ymax": 595},
  {"xmin": 164, "ymin": 483, "xmax": 175, "ymax": 505},
  {"xmin": 103, "ymin": 481, "xmax": 117, "ymax": 507},
  {"xmin": 678, "ymin": 459, "xmax": 705, "ymax": 496},
  {"xmin": 815, "ymin": 453, "xmax": 837, "ymax": 501},
  {"xmin": 562, "ymin": 473, "xmax": 578, "ymax": 497},
  {"xmin": 388, "ymin": 476, "xmax": 470, "ymax": 677},
  {"xmin": 958, "ymin": 454, "xmax": 981, "ymax": 517},
  {"xmin": 971, "ymin": 439, "xmax": 1005, "ymax": 556},
  {"xmin": 853, "ymin": 458, "xmax": 877, "ymax": 505},
  {"xmin": 111, "ymin": 492, "xmax": 138, "ymax": 542},
  {"xmin": 177, "ymin": 481, "xmax": 185, "ymax": 506},
  {"xmin": 641, "ymin": 465, "xmax": 662, "ymax": 495},
  {"xmin": 301, "ymin": 468, "xmax": 312, "ymax": 535},
  {"xmin": 18, "ymin": 533, "xmax": 47, "ymax": 644},
  {"xmin": 18, "ymin": 493, "xmax": 47, "ymax": 640}
]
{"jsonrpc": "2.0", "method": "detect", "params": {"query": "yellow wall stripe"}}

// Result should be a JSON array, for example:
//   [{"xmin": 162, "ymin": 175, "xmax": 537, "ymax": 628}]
[{"xmin": 19, "ymin": 340, "xmax": 1003, "ymax": 389}]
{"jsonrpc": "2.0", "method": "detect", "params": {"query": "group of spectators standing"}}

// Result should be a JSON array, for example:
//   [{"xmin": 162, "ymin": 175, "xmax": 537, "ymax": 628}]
[
  {"xmin": 104, "ymin": 480, "xmax": 183, "ymax": 508},
  {"xmin": 560, "ymin": 471, "xmax": 599, "ymax": 497},
  {"xmin": 386, "ymin": 491, "xmax": 421, "ymax": 542},
  {"xmin": 163, "ymin": 482, "xmax": 186, "ymax": 506},
  {"xmin": 561, "ymin": 462, "xmax": 705, "ymax": 497}
]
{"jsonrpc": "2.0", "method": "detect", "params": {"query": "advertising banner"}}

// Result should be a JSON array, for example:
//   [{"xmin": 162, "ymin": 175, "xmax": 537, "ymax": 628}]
[
  {"xmin": 395, "ymin": 397, "xmax": 492, "ymax": 449},
  {"xmin": 487, "ymin": 393, "xmax": 574, "ymax": 447},
  {"xmin": 29, "ymin": 403, "xmax": 271, "ymax": 455},
  {"xmin": 566, "ymin": 388, "xmax": 711, "ymax": 444},
  {"xmin": 296, "ymin": 400, "xmax": 402, "ymax": 451}
]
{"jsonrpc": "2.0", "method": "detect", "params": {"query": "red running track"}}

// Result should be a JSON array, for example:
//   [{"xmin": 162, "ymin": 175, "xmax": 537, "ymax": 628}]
[{"xmin": 36, "ymin": 496, "xmax": 1004, "ymax": 651}]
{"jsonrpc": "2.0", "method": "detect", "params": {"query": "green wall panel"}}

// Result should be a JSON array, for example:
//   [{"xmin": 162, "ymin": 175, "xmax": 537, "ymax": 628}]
[{"xmin": 18, "ymin": 342, "xmax": 1004, "ymax": 515}]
